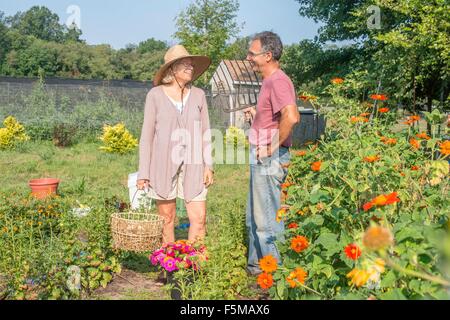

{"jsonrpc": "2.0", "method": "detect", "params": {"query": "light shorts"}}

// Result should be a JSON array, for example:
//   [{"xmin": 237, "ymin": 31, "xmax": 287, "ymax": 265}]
[{"xmin": 148, "ymin": 164, "xmax": 208, "ymax": 202}]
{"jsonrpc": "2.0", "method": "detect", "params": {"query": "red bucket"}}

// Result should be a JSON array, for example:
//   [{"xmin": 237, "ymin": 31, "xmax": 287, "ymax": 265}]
[{"xmin": 29, "ymin": 178, "xmax": 60, "ymax": 199}]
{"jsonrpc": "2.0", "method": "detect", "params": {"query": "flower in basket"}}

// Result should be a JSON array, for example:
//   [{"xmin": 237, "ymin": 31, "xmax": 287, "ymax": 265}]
[{"xmin": 150, "ymin": 240, "xmax": 207, "ymax": 272}]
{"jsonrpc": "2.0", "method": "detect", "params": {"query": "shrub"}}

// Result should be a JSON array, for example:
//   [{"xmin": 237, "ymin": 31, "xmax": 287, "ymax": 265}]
[
  {"xmin": 99, "ymin": 123, "xmax": 138, "ymax": 154},
  {"xmin": 52, "ymin": 123, "xmax": 78, "ymax": 148},
  {"xmin": 224, "ymin": 126, "xmax": 248, "ymax": 149},
  {"xmin": 0, "ymin": 116, "xmax": 30, "ymax": 150}
]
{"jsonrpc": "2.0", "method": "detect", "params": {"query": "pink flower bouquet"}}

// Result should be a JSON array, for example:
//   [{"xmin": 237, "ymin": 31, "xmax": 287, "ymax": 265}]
[{"xmin": 150, "ymin": 240, "xmax": 207, "ymax": 272}]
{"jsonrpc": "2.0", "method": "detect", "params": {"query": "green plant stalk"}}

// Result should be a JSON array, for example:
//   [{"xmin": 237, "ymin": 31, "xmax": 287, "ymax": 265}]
[{"xmin": 380, "ymin": 252, "xmax": 450, "ymax": 287}]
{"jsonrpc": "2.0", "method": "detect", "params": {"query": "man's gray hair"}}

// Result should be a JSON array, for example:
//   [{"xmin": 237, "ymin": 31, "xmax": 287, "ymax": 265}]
[{"xmin": 251, "ymin": 31, "xmax": 283, "ymax": 61}]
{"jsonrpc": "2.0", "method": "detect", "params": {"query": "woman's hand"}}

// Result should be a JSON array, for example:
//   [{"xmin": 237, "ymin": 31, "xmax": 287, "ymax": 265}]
[
  {"xmin": 203, "ymin": 168, "xmax": 214, "ymax": 188},
  {"xmin": 137, "ymin": 179, "xmax": 150, "ymax": 191}
]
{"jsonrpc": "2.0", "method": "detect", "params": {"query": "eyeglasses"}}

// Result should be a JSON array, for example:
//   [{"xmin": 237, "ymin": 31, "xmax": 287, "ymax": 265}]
[
  {"xmin": 247, "ymin": 51, "xmax": 269, "ymax": 58},
  {"xmin": 175, "ymin": 62, "xmax": 195, "ymax": 70}
]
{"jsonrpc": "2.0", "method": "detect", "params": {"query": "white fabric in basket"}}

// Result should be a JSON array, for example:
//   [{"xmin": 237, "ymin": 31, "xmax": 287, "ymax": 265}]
[{"xmin": 128, "ymin": 172, "xmax": 153, "ymax": 210}]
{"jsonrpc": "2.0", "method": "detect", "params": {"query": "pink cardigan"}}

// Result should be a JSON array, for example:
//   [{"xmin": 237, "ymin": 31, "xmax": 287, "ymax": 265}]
[{"xmin": 137, "ymin": 85, "xmax": 214, "ymax": 202}]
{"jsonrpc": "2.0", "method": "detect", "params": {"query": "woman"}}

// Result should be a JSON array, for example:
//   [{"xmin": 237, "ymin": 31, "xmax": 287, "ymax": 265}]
[{"xmin": 137, "ymin": 45, "xmax": 214, "ymax": 244}]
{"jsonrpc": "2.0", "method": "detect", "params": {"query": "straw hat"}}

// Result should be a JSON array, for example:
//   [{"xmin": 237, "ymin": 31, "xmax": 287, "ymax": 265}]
[{"xmin": 153, "ymin": 45, "xmax": 211, "ymax": 86}]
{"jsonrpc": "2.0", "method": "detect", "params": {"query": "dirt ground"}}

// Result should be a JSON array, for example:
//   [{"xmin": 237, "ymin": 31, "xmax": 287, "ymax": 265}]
[{"xmin": 91, "ymin": 268, "xmax": 169, "ymax": 300}]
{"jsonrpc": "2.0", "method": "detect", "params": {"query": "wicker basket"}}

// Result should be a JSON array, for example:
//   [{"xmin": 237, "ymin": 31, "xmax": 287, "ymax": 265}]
[{"xmin": 111, "ymin": 211, "xmax": 164, "ymax": 253}]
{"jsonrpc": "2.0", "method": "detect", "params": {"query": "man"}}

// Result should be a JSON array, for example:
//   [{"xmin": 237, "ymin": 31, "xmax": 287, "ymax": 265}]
[{"xmin": 244, "ymin": 31, "xmax": 300, "ymax": 275}]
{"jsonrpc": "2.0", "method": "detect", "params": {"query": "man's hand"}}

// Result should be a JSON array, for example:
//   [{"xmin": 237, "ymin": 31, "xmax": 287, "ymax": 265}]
[
  {"xmin": 243, "ymin": 106, "xmax": 256, "ymax": 123},
  {"xmin": 137, "ymin": 179, "xmax": 149, "ymax": 191},
  {"xmin": 204, "ymin": 168, "xmax": 214, "ymax": 188},
  {"xmin": 256, "ymin": 145, "xmax": 272, "ymax": 161}
]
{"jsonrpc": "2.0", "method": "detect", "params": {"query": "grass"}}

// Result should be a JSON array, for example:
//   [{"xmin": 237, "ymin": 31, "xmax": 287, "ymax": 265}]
[{"xmin": 0, "ymin": 140, "xmax": 258, "ymax": 300}]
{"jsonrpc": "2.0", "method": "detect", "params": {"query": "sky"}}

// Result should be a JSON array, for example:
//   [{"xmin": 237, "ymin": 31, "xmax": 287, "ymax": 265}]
[{"xmin": 0, "ymin": 0, "xmax": 323, "ymax": 49}]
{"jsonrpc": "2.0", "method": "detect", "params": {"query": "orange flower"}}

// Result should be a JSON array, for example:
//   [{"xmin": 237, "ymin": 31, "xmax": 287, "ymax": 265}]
[
  {"xmin": 291, "ymin": 235, "xmax": 309, "ymax": 253},
  {"xmin": 311, "ymin": 161, "xmax": 322, "ymax": 172},
  {"xmin": 288, "ymin": 222, "xmax": 298, "ymax": 229},
  {"xmin": 286, "ymin": 267, "xmax": 308, "ymax": 288},
  {"xmin": 378, "ymin": 108, "xmax": 390, "ymax": 113},
  {"xmin": 344, "ymin": 244, "xmax": 362, "ymax": 260},
  {"xmin": 409, "ymin": 138, "xmax": 420, "ymax": 150},
  {"xmin": 294, "ymin": 267, "xmax": 307, "ymax": 284},
  {"xmin": 257, "ymin": 272, "xmax": 274, "ymax": 290},
  {"xmin": 403, "ymin": 115, "xmax": 421, "ymax": 126},
  {"xmin": 351, "ymin": 116, "xmax": 369, "ymax": 124},
  {"xmin": 362, "ymin": 226, "xmax": 394, "ymax": 251},
  {"xmin": 331, "ymin": 78, "xmax": 344, "ymax": 85},
  {"xmin": 281, "ymin": 182, "xmax": 293, "ymax": 190},
  {"xmin": 360, "ymin": 113, "xmax": 371, "ymax": 117},
  {"xmin": 287, "ymin": 272, "xmax": 297, "ymax": 288},
  {"xmin": 259, "ymin": 255, "xmax": 278, "ymax": 273},
  {"xmin": 439, "ymin": 140, "xmax": 450, "ymax": 156},
  {"xmin": 294, "ymin": 150, "xmax": 307, "ymax": 157},
  {"xmin": 363, "ymin": 155, "xmax": 380, "ymax": 163},
  {"xmin": 370, "ymin": 94, "xmax": 388, "ymax": 101},
  {"xmin": 298, "ymin": 94, "xmax": 317, "ymax": 101},
  {"xmin": 416, "ymin": 132, "xmax": 431, "ymax": 140},
  {"xmin": 380, "ymin": 137, "xmax": 397, "ymax": 146},
  {"xmin": 411, "ymin": 165, "xmax": 420, "ymax": 171},
  {"xmin": 363, "ymin": 192, "xmax": 400, "ymax": 212}
]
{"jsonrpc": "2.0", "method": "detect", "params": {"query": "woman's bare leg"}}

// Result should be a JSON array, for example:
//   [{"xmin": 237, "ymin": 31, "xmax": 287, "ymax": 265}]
[
  {"xmin": 185, "ymin": 201, "xmax": 207, "ymax": 242},
  {"xmin": 157, "ymin": 199, "xmax": 177, "ymax": 243}
]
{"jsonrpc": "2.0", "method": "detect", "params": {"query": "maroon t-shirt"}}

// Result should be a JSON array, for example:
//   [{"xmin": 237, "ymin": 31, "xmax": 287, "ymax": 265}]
[{"xmin": 249, "ymin": 69, "xmax": 296, "ymax": 147}]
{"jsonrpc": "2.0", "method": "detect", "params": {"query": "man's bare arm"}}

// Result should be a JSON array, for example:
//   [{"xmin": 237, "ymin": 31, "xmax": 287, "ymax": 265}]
[{"xmin": 270, "ymin": 104, "xmax": 300, "ymax": 152}]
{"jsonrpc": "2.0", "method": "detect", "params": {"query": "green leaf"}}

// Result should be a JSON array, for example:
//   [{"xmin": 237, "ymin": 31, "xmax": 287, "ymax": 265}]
[
  {"xmin": 276, "ymin": 279, "xmax": 287, "ymax": 299},
  {"xmin": 319, "ymin": 265, "xmax": 334, "ymax": 278},
  {"xmin": 380, "ymin": 270, "xmax": 397, "ymax": 288},
  {"xmin": 396, "ymin": 227, "xmax": 423, "ymax": 243},
  {"xmin": 310, "ymin": 189, "xmax": 330, "ymax": 204},
  {"xmin": 379, "ymin": 289, "xmax": 407, "ymax": 300},
  {"xmin": 304, "ymin": 215, "xmax": 324, "ymax": 227},
  {"xmin": 315, "ymin": 233, "xmax": 340, "ymax": 257}
]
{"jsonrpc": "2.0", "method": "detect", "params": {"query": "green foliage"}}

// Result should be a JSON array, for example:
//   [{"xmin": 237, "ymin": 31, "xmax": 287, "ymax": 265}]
[
  {"xmin": 282, "ymin": 40, "xmax": 360, "ymax": 92},
  {"xmin": 264, "ymin": 83, "xmax": 449, "ymax": 300},
  {"xmin": 136, "ymin": 38, "xmax": 168, "ymax": 55},
  {"xmin": 0, "ymin": 193, "xmax": 120, "ymax": 299},
  {"xmin": 224, "ymin": 126, "xmax": 248, "ymax": 149},
  {"xmin": 99, "ymin": 123, "xmax": 138, "ymax": 154},
  {"xmin": 0, "ymin": 116, "xmax": 30, "ymax": 150},
  {"xmin": 173, "ymin": 0, "xmax": 243, "ymax": 84}
]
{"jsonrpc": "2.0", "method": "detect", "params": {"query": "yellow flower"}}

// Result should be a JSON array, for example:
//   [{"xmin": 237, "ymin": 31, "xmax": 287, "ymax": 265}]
[{"xmin": 347, "ymin": 269, "xmax": 371, "ymax": 287}]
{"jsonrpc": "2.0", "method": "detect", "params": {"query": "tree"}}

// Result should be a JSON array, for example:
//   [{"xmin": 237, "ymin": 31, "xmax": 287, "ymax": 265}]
[
  {"xmin": 6, "ymin": 6, "xmax": 65, "ymax": 43},
  {"xmin": 137, "ymin": 38, "xmax": 168, "ymax": 54},
  {"xmin": 373, "ymin": 0, "xmax": 449, "ymax": 118},
  {"xmin": 173, "ymin": 0, "xmax": 243, "ymax": 84},
  {"xmin": 282, "ymin": 40, "xmax": 359, "ymax": 91},
  {"xmin": 224, "ymin": 36, "xmax": 250, "ymax": 60},
  {"xmin": 0, "ymin": 11, "xmax": 11, "ymax": 68},
  {"xmin": 63, "ymin": 23, "xmax": 83, "ymax": 43},
  {"xmin": 293, "ymin": 0, "xmax": 449, "ymax": 117},
  {"xmin": 294, "ymin": 0, "xmax": 405, "ymax": 43}
]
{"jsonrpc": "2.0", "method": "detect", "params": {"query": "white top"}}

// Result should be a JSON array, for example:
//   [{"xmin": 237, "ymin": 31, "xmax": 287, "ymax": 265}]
[{"xmin": 167, "ymin": 90, "xmax": 191, "ymax": 113}]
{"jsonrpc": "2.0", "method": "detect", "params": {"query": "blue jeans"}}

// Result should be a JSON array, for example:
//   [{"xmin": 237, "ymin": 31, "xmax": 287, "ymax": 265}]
[{"xmin": 246, "ymin": 145, "xmax": 290, "ymax": 274}]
